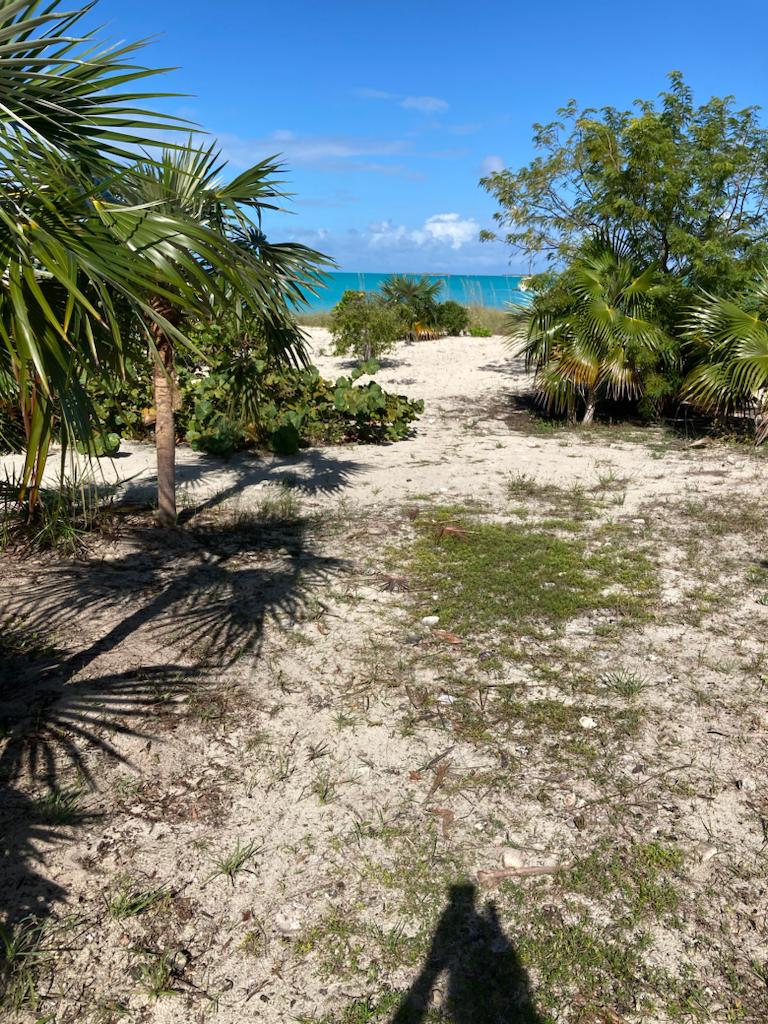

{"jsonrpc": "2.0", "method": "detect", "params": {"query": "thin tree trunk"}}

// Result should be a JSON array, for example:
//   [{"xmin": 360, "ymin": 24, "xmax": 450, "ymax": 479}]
[
  {"xmin": 581, "ymin": 390, "xmax": 597, "ymax": 425},
  {"xmin": 755, "ymin": 392, "xmax": 768, "ymax": 446},
  {"xmin": 148, "ymin": 297, "xmax": 179, "ymax": 527}
]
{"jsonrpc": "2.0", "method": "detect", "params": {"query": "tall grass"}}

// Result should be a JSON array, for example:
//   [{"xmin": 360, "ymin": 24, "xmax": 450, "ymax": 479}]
[
  {"xmin": 298, "ymin": 304, "xmax": 510, "ymax": 335},
  {"xmin": 466, "ymin": 305, "xmax": 509, "ymax": 335}
]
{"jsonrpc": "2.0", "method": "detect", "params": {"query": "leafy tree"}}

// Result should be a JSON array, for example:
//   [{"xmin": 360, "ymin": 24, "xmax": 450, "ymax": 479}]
[
  {"xmin": 330, "ymin": 291, "xmax": 405, "ymax": 362},
  {"xmin": 481, "ymin": 73, "xmax": 768, "ymax": 294},
  {"xmin": 435, "ymin": 301, "xmax": 470, "ymax": 336},
  {"xmin": 380, "ymin": 274, "xmax": 443, "ymax": 329},
  {"xmin": 683, "ymin": 276, "xmax": 768, "ymax": 442},
  {"xmin": 508, "ymin": 235, "xmax": 677, "ymax": 423}
]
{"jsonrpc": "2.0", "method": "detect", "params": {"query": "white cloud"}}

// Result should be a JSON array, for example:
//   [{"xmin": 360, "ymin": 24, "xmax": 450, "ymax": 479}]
[
  {"xmin": 412, "ymin": 213, "xmax": 478, "ymax": 250},
  {"xmin": 357, "ymin": 88, "xmax": 450, "ymax": 115},
  {"xmin": 367, "ymin": 214, "xmax": 478, "ymax": 252},
  {"xmin": 284, "ymin": 212, "xmax": 514, "ymax": 273},
  {"xmin": 480, "ymin": 154, "xmax": 505, "ymax": 175},
  {"xmin": 355, "ymin": 88, "xmax": 397, "ymax": 100},
  {"xmin": 217, "ymin": 130, "xmax": 410, "ymax": 171},
  {"xmin": 400, "ymin": 95, "xmax": 449, "ymax": 114}
]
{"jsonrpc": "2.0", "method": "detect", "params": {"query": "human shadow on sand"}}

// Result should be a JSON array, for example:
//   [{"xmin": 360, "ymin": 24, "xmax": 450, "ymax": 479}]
[{"xmin": 392, "ymin": 883, "xmax": 541, "ymax": 1024}]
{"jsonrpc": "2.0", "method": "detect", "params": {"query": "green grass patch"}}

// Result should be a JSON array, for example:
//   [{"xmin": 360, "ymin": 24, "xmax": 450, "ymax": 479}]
[
  {"xmin": 567, "ymin": 840, "xmax": 684, "ymax": 924},
  {"xmin": 408, "ymin": 515, "xmax": 656, "ymax": 649}
]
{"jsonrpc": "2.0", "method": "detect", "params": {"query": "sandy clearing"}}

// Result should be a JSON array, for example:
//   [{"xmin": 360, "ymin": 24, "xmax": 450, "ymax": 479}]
[
  {"xmin": 2, "ymin": 328, "xmax": 767, "ymax": 1023},
  {"xmin": 2, "ymin": 328, "xmax": 762, "ymax": 517}
]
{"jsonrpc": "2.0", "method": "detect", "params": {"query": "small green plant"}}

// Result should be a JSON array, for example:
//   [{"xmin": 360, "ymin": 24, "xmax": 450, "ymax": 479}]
[
  {"xmin": 600, "ymin": 669, "xmax": 649, "ymax": 699},
  {"xmin": 469, "ymin": 324, "xmax": 493, "ymax": 337},
  {"xmin": 208, "ymin": 838, "xmax": 261, "ymax": 884},
  {"xmin": 35, "ymin": 786, "xmax": 85, "ymax": 826},
  {"xmin": 240, "ymin": 925, "xmax": 269, "ymax": 958},
  {"xmin": 0, "ymin": 916, "xmax": 50, "ymax": 1013},
  {"xmin": 311, "ymin": 769, "xmax": 337, "ymax": 804},
  {"xmin": 107, "ymin": 881, "xmax": 172, "ymax": 920},
  {"xmin": 134, "ymin": 952, "xmax": 178, "ymax": 999},
  {"xmin": 330, "ymin": 290, "xmax": 406, "ymax": 361}
]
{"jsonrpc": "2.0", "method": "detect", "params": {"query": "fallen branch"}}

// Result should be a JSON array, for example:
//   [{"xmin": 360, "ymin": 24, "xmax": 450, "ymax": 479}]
[{"xmin": 477, "ymin": 862, "xmax": 572, "ymax": 886}]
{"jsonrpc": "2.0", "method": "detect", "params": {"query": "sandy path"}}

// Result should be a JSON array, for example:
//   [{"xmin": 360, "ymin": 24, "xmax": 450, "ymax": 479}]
[
  {"xmin": 2, "ymin": 329, "xmax": 762, "ymax": 514},
  {"xmin": 2, "ymin": 328, "xmax": 767, "ymax": 1023}
]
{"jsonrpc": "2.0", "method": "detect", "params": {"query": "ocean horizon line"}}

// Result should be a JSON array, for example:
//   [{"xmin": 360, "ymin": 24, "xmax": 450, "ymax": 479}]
[{"xmin": 304, "ymin": 270, "xmax": 528, "ymax": 311}]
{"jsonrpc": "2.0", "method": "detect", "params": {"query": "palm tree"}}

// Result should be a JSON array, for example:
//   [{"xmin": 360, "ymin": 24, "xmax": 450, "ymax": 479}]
[
  {"xmin": 116, "ymin": 144, "xmax": 327, "ymax": 524},
  {"xmin": 0, "ymin": 1, "xmax": 234, "ymax": 506},
  {"xmin": 508, "ymin": 235, "xmax": 675, "ymax": 423},
  {"xmin": 683, "ymin": 276, "xmax": 768, "ymax": 443},
  {"xmin": 380, "ymin": 274, "xmax": 443, "ymax": 333},
  {"xmin": 0, "ymin": 1, "xmax": 328, "ymax": 517}
]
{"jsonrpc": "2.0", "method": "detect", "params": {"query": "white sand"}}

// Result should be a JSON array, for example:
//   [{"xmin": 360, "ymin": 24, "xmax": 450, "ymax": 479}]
[{"xmin": 2, "ymin": 329, "xmax": 761, "ymax": 515}]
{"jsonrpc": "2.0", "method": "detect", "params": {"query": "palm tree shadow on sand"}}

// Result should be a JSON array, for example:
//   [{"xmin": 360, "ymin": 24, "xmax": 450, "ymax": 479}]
[{"xmin": 393, "ymin": 884, "xmax": 541, "ymax": 1024}]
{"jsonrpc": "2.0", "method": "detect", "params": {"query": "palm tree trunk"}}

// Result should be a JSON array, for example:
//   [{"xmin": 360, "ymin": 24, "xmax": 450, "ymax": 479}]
[
  {"xmin": 148, "ymin": 297, "xmax": 179, "ymax": 527},
  {"xmin": 582, "ymin": 390, "xmax": 597, "ymax": 424}
]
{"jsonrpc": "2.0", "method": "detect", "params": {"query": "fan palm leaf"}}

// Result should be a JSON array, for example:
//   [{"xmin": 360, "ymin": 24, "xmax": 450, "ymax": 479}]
[
  {"xmin": 508, "ymin": 234, "xmax": 674, "ymax": 422},
  {"xmin": 683, "ymin": 283, "xmax": 768, "ymax": 440}
]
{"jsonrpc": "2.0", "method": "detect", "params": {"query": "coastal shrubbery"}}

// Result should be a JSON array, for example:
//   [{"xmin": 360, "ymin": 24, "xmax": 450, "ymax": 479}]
[
  {"xmin": 329, "ymin": 275, "xmax": 478, "ymax": 359},
  {"xmin": 329, "ymin": 290, "xmax": 406, "ymax": 362},
  {"xmin": 490, "ymin": 75, "xmax": 768, "ymax": 436},
  {"xmin": 63, "ymin": 316, "xmax": 424, "ymax": 458}
]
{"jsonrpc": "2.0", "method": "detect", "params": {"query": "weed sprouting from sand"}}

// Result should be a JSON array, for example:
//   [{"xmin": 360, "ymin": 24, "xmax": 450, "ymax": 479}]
[
  {"xmin": 600, "ymin": 668, "xmax": 650, "ymax": 699},
  {"xmin": 133, "ymin": 951, "xmax": 179, "ymax": 999},
  {"xmin": 0, "ymin": 916, "xmax": 50, "ymax": 1013},
  {"xmin": 106, "ymin": 881, "xmax": 172, "ymax": 920},
  {"xmin": 207, "ymin": 838, "xmax": 261, "ymax": 884},
  {"xmin": 34, "ymin": 786, "xmax": 86, "ymax": 826}
]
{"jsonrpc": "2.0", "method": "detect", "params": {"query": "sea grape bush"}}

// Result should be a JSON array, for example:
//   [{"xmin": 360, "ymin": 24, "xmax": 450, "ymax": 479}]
[{"xmin": 59, "ymin": 318, "xmax": 424, "ymax": 458}]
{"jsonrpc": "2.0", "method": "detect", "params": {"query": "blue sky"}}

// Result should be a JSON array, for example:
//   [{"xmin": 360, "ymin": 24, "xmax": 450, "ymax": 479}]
[{"xmin": 95, "ymin": 0, "xmax": 768, "ymax": 274}]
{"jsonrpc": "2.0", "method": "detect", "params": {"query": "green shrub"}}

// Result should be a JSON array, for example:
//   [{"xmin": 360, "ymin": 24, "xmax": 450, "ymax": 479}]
[
  {"xmin": 330, "ymin": 290, "xmax": 406, "ymax": 361},
  {"xmin": 76, "ymin": 317, "xmax": 423, "ymax": 458},
  {"xmin": 469, "ymin": 324, "xmax": 493, "ymax": 337},
  {"xmin": 435, "ymin": 300, "xmax": 470, "ymax": 335}
]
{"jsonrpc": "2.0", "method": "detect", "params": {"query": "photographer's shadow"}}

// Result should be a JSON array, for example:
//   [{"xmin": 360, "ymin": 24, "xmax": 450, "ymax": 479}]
[{"xmin": 393, "ymin": 884, "xmax": 541, "ymax": 1024}]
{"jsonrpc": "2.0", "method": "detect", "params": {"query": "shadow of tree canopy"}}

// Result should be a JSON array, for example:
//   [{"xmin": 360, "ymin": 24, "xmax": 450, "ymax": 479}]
[
  {"xmin": 118, "ymin": 444, "xmax": 362, "ymax": 510},
  {"xmin": 393, "ymin": 884, "xmax": 541, "ymax": 1024},
  {"xmin": 0, "ymin": 450, "xmax": 352, "ymax": 954}
]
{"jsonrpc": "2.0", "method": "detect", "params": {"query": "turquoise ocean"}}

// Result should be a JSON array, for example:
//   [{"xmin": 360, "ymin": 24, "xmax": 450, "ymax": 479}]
[{"xmin": 303, "ymin": 272, "xmax": 527, "ymax": 311}]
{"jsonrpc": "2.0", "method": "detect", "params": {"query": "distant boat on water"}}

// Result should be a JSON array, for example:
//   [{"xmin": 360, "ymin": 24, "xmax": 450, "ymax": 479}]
[{"xmin": 301, "ymin": 271, "xmax": 529, "ymax": 312}]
